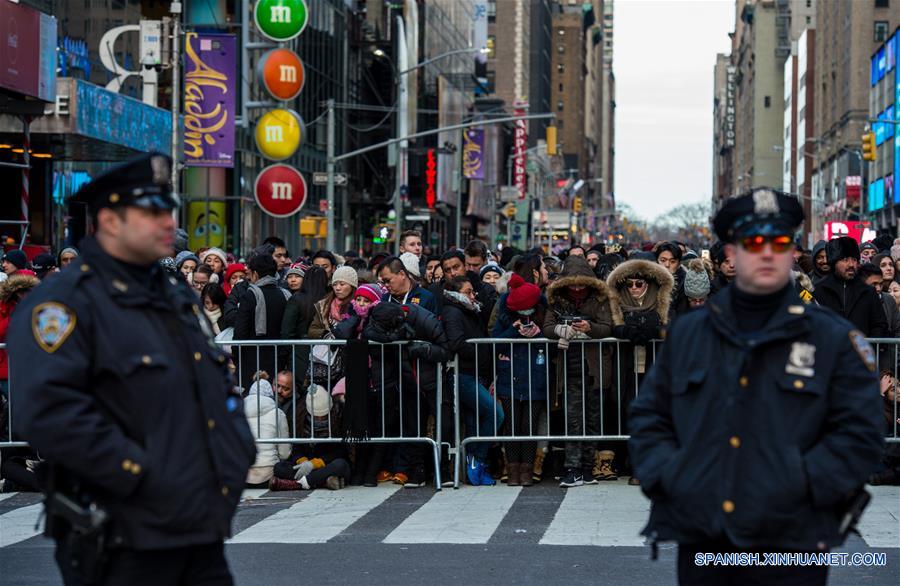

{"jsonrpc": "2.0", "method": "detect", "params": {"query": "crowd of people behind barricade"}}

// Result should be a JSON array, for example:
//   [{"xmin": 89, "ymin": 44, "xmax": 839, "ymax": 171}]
[{"xmin": 1, "ymin": 228, "xmax": 898, "ymax": 493}]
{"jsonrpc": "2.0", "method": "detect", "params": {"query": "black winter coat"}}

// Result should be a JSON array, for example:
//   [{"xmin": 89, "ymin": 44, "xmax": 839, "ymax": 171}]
[
  {"xmin": 440, "ymin": 293, "xmax": 490, "ymax": 377},
  {"xmin": 629, "ymin": 285, "xmax": 883, "ymax": 550},
  {"xmin": 8, "ymin": 237, "xmax": 256, "ymax": 550},
  {"xmin": 812, "ymin": 274, "xmax": 889, "ymax": 338},
  {"xmin": 363, "ymin": 303, "xmax": 450, "ymax": 395},
  {"xmin": 234, "ymin": 280, "xmax": 289, "ymax": 388}
]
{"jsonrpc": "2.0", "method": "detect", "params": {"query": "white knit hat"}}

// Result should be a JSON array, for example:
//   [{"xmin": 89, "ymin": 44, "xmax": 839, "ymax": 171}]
[
  {"xmin": 306, "ymin": 385, "xmax": 332, "ymax": 417},
  {"xmin": 331, "ymin": 265, "xmax": 359, "ymax": 288},
  {"xmin": 399, "ymin": 252, "xmax": 421, "ymax": 278}
]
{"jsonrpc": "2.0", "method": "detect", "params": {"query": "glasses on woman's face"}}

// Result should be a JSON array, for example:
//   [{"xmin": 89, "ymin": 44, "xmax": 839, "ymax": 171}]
[{"xmin": 627, "ymin": 279, "xmax": 646, "ymax": 289}]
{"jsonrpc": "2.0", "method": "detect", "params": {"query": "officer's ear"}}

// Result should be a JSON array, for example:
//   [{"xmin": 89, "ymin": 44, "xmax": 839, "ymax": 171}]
[{"xmin": 95, "ymin": 207, "xmax": 127, "ymax": 236}]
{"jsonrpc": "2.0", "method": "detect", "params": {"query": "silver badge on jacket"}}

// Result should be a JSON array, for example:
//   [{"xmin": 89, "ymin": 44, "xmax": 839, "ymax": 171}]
[{"xmin": 785, "ymin": 342, "xmax": 816, "ymax": 377}]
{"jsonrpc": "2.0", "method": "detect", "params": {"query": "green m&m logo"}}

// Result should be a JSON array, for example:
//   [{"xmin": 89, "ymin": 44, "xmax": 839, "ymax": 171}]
[{"xmin": 255, "ymin": 0, "xmax": 308, "ymax": 42}]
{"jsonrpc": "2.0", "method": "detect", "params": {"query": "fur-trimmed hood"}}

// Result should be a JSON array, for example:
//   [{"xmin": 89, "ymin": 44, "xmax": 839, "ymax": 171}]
[
  {"xmin": 545, "ymin": 256, "xmax": 610, "ymax": 306},
  {"xmin": 606, "ymin": 259, "xmax": 674, "ymax": 325},
  {"xmin": 0, "ymin": 273, "xmax": 39, "ymax": 304}
]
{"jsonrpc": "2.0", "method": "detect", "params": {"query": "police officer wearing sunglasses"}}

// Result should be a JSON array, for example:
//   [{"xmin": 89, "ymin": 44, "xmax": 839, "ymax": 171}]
[
  {"xmin": 8, "ymin": 153, "xmax": 256, "ymax": 585},
  {"xmin": 629, "ymin": 188, "xmax": 884, "ymax": 585}
]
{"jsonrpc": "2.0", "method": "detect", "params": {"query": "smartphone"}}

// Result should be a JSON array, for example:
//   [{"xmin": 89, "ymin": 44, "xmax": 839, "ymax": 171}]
[{"xmin": 701, "ymin": 249, "xmax": 710, "ymax": 260}]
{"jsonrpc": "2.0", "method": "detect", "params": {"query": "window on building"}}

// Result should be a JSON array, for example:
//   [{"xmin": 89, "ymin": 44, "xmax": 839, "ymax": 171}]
[
  {"xmin": 557, "ymin": 101, "xmax": 564, "ymax": 111},
  {"xmin": 875, "ymin": 0, "xmax": 889, "ymax": 9},
  {"xmin": 558, "ymin": 45, "xmax": 565, "ymax": 54},
  {"xmin": 557, "ymin": 64, "xmax": 565, "ymax": 73},
  {"xmin": 488, "ymin": 0, "xmax": 496, "ymax": 21},
  {"xmin": 764, "ymin": 95, "xmax": 771, "ymax": 108},
  {"xmin": 806, "ymin": 15, "xmax": 811, "ymax": 24},
  {"xmin": 486, "ymin": 36, "xmax": 496, "ymax": 59},
  {"xmin": 558, "ymin": 29, "xmax": 566, "ymax": 36},
  {"xmin": 875, "ymin": 21, "xmax": 889, "ymax": 42},
  {"xmin": 559, "ymin": 83, "xmax": 564, "ymax": 92},
  {"xmin": 485, "ymin": 71, "xmax": 495, "ymax": 93},
  {"xmin": 806, "ymin": 0, "xmax": 811, "ymax": 6}
]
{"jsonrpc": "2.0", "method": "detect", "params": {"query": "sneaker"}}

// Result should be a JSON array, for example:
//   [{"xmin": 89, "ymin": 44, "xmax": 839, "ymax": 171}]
[
  {"xmin": 466, "ymin": 455, "xmax": 481, "ymax": 486},
  {"xmin": 377, "ymin": 470, "xmax": 394, "ymax": 483},
  {"xmin": 325, "ymin": 476, "xmax": 342, "ymax": 490},
  {"xmin": 582, "ymin": 470, "xmax": 599, "ymax": 485},
  {"xmin": 268, "ymin": 476, "xmax": 301, "ymax": 491},
  {"xmin": 392, "ymin": 472, "xmax": 409, "ymax": 485},
  {"xmin": 559, "ymin": 468, "xmax": 584, "ymax": 488},
  {"xmin": 477, "ymin": 464, "xmax": 496, "ymax": 486},
  {"xmin": 403, "ymin": 472, "xmax": 426, "ymax": 489}
]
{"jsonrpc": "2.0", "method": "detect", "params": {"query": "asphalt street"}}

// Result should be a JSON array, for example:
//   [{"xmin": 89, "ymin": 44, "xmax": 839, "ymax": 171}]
[{"xmin": 0, "ymin": 482, "xmax": 897, "ymax": 585}]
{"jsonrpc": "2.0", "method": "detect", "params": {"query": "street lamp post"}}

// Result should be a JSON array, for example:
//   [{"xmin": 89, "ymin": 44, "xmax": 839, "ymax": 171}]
[{"xmin": 325, "ymin": 44, "xmax": 489, "ymax": 252}]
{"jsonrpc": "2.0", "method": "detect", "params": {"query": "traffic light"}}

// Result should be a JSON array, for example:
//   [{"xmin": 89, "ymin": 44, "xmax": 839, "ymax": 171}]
[
  {"xmin": 862, "ymin": 132, "xmax": 877, "ymax": 161},
  {"xmin": 546, "ymin": 126, "xmax": 558, "ymax": 155},
  {"xmin": 573, "ymin": 197, "xmax": 583, "ymax": 213}
]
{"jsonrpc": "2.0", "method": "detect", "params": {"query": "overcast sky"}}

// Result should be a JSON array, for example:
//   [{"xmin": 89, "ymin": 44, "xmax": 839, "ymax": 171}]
[{"xmin": 614, "ymin": 0, "xmax": 735, "ymax": 221}]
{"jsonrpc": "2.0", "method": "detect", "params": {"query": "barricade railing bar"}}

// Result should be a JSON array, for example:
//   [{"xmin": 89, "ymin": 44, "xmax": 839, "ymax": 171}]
[{"xmin": 1, "ymin": 337, "xmax": 898, "ymax": 491}]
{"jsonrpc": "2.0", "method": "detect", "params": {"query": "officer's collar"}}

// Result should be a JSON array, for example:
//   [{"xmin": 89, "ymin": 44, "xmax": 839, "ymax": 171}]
[
  {"xmin": 79, "ymin": 237, "xmax": 169, "ymax": 307},
  {"xmin": 707, "ymin": 282, "xmax": 809, "ymax": 345}
]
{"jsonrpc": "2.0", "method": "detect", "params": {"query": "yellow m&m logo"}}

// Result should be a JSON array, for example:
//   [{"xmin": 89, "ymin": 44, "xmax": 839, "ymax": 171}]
[{"xmin": 255, "ymin": 109, "xmax": 304, "ymax": 161}]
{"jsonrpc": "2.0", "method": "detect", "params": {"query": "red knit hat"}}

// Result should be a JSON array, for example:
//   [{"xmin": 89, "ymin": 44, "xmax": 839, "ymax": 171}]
[
  {"xmin": 355, "ymin": 283, "xmax": 382, "ymax": 304},
  {"xmin": 505, "ymin": 274, "xmax": 541, "ymax": 311}
]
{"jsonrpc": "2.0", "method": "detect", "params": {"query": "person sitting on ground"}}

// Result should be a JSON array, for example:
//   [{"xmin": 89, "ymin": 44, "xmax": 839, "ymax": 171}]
[
  {"xmin": 268, "ymin": 387, "xmax": 351, "ymax": 491},
  {"xmin": 244, "ymin": 374, "xmax": 292, "ymax": 487}
]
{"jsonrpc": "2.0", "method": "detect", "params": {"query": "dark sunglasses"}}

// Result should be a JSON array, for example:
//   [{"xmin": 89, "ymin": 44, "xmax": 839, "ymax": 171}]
[
  {"xmin": 626, "ymin": 279, "xmax": 646, "ymax": 288},
  {"xmin": 739, "ymin": 234, "xmax": 793, "ymax": 253}
]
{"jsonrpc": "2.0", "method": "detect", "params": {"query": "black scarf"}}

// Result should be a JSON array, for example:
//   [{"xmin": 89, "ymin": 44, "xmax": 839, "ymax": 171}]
[{"xmin": 341, "ymin": 338, "xmax": 370, "ymax": 442}]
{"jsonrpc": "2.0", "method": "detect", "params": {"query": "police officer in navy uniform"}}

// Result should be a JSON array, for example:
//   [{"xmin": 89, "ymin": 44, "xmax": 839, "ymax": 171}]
[
  {"xmin": 8, "ymin": 153, "xmax": 256, "ymax": 585},
  {"xmin": 629, "ymin": 188, "xmax": 884, "ymax": 585}
]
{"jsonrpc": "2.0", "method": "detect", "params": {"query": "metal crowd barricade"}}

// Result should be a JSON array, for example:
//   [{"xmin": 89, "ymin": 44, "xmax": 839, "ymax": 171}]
[
  {"xmin": 863, "ymin": 338, "xmax": 900, "ymax": 444},
  {"xmin": 451, "ymin": 336, "xmax": 900, "ymax": 487},
  {"xmin": 223, "ymin": 338, "xmax": 447, "ymax": 490},
  {"xmin": 451, "ymin": 337, "xmax": 658, "ymax": 488}
]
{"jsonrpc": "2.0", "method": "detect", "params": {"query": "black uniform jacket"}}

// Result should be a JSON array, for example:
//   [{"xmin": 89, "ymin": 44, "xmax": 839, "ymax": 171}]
[
  {"xmin": 8, "ymin": 237, "xmax": 256, "ymax": 550},
  {"xmin": 628, "ymin": 285, "xmax": 884, "ymax": 550}
]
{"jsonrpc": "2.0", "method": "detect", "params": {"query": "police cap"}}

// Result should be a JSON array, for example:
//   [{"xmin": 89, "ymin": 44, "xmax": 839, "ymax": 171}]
[
  {"xmin": 70, "ymin": 152, "xmax": 180, "ymax": 214},
  {"xmin": 712, "ymin": 187, "xmax": 804, "ymax": 243}
]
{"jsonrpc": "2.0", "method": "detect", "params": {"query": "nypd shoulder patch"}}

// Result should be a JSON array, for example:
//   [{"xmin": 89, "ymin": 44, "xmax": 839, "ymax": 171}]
[
  {"xmin": 848, "ymin": 330, "xmax": 876, "ymax": 372},
  {"xmin": 32, "ymin": 302, "xmax": 77, "ymax": 354}
]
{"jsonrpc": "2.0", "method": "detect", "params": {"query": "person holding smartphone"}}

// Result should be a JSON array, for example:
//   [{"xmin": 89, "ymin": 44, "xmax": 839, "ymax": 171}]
[{"xmin": 544, "ymin": 256, "xmax": 613, "ymax": 488}]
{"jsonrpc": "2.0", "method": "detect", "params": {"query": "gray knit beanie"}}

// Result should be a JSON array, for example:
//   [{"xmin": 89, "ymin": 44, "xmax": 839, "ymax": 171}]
[
  {"xmin": 331, "ymin": 265, "xmax": 359, "ymax": 288},
  {"xmin": 683, "ymin": 268, "xmax": 710, "ymax": 299}
]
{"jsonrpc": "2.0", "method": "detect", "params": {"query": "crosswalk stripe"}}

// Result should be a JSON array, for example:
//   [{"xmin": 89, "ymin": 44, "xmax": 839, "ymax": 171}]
[
  {"xmin": 240, "ymin": 488, "xmax": 269, "ymax": 501},
  {"xmin": 384, "ymin": 486, "xmax": 521, "ymax": 544},
  {"xmin": 857, "ymin": 485, "xmax": 900, "ymax": 548},
  {"xmin": 540, "ymin": 482, "xmax": 649, "ymax": 546},
  {"xmin": 228, "ymin": 484, "xmax": 401, "ymax": 544},
  {"xmin": 0, "ymin": 503, "xmax": 43, "ymax": 548},
  {"xmin": 0, "ymin": 493, "xmax": 19, "ymax": 504}
]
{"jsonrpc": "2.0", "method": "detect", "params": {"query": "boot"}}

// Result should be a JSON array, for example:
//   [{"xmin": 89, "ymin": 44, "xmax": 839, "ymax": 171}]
[
  {"xmin": 593, "ymin": 450, "xmax": 618, "ymax": 481},
  {"xmin": 533, "ymin": 448, "xmax": 546, "ymax": 483},
  {"xmin": 268, "ymin": 476, "xmax": 301, "ymax": 491},
  {"xmin": 506, "ymin": 462, "xmax": 522, "ymax": 486},
  {"xmin": 519, "ymin": 462, "xmax": 534, "ymax": 486}
]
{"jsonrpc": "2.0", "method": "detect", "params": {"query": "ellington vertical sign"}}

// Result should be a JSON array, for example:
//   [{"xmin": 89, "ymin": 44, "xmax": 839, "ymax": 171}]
[
  {"xmin": 183, "ymin": 33, "xmax": 236, "ymax": 167},
  {"xmin": 513, "ymin": 106, "xmax": 528, "ymax": 199}
]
